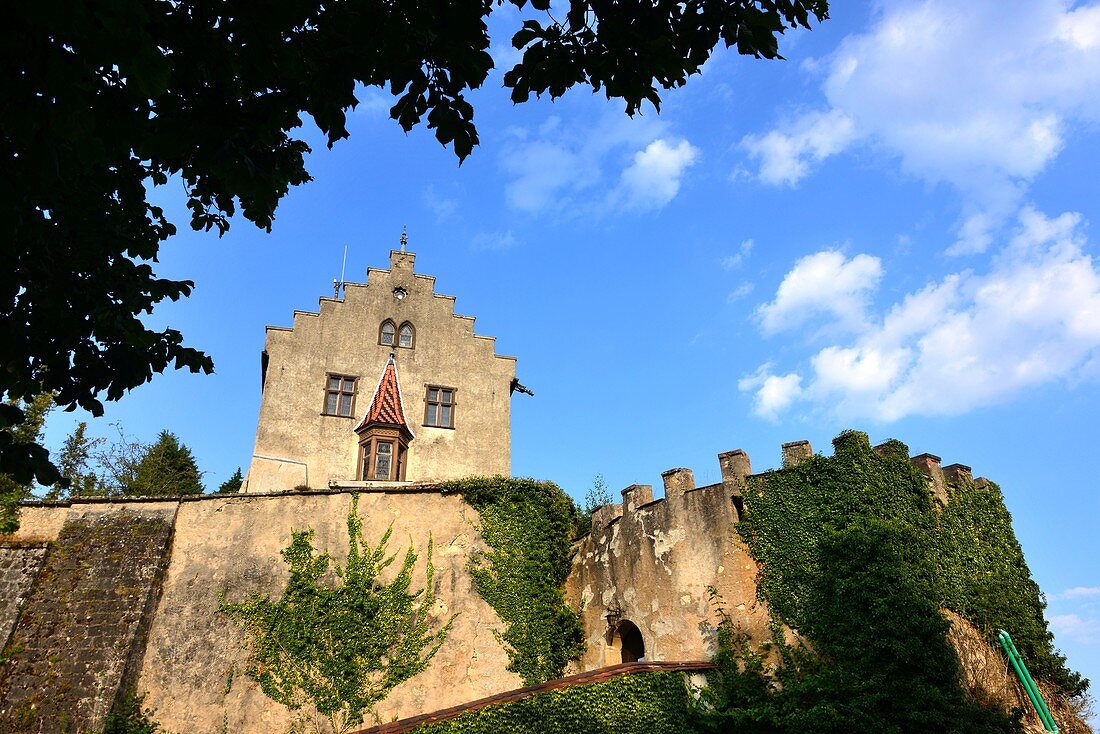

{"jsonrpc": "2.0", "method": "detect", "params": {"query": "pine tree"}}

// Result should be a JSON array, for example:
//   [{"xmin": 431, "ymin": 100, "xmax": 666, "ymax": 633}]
[
  {"xmin": 0, "ymin": 393, "xmax": 54, "ymax": 531},
  {"xmin": 217, "ymin": 468, "xmax": 244, "ymax": 494},
  {"xmin": 46, "ymin": 422, "xmax": 106, "ymax": 500},
  {"xmin": 129, "ymin": 431, "xmax": 204, "ymax": 496}
]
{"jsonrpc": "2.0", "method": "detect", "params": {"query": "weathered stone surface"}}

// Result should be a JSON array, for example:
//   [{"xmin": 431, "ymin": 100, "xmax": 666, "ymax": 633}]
[
  {"xmin": 568, "ymin": 480, "xmax": 768, "ymax": 671},
  {"xmin": 0, "ymin": 505, "xmax": 176, "ymax": 734},
  {"xmin": 136, "ymin": 490, "xmax": 519, "ymax": 734},
  {"xmin": 0, "ymin": 544, "xmax": 48, "ymax": 652}
]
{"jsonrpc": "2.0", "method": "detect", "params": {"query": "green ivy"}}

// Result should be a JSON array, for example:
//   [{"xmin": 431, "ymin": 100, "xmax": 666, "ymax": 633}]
[
  {"xmin": 409, "ymin": 671, "xmax": 698, "ymax": 734},
  {"xmin": 718, "ymin": 430, "xmax": 1084, "ymax": 731},
  {"xmin": 102, "ymin": 695, "xmax": 159, "ymax": 734},
  {"xmin": 220, "ymin": 494, "xmax": 454, "ymax": 734},
  {"xmin": 937, "ymin": 478, "xmax": 1085, "ymax": 695},
  {"xmin": 440, "ymin": 477, "xmax": 584, "ymax": 685}
]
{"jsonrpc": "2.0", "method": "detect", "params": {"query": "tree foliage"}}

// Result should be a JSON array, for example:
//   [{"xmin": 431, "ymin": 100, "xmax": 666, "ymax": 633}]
[
  {"xmin": 221, "ymin": 494, "xmax": 453, "ymax": 734},
  {"xmin": 129, "ymin": 430, "xmax": 204, "ymax": 496},
  {"xmin": 217, "ymin": 467, "xmax": 244, "ymax": 494},
  {"xmin": 44, "ymin": 421, "xmax": 106, "ymax": 500},
  {"xmin": 1, "ymin": 0, "xmax": 828, "ymax": 485},
  {"xmin": 0, "ymin": 393, "xmax": 53, "ymax": 532}
]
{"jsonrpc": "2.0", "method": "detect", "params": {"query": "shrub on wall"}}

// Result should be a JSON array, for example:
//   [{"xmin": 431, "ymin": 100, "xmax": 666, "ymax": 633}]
[
  {"xmin": 440, "ymin": 477, "xmax": 584, "ymax": 685},
  {"xmin": 409, "ymin": 671, "xmax": 698, "ymax": 734},
  {"xmin": 221, "ymin": 494, "xmax": 454, "ymax": 734},
  {"xmin": 706, "ymin": 430, "xmax": 1083, "ymax": 731}
]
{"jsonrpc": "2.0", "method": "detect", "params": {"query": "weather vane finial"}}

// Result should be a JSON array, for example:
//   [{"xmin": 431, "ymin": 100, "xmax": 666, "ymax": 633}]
[{"xmin": 400, "ymin": 225, "xmax": 408, "ymax": 251}]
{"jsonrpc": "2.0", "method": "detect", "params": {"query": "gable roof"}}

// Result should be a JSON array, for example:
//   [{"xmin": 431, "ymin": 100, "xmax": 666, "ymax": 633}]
[{"xmin": 355, "ymin": 354, "xmax": 413, "ymax": 437}]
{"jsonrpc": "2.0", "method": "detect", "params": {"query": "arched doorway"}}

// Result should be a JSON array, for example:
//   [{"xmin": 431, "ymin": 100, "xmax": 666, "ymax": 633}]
[{"xmin": 616, "ymin": 620, "xmax": 645, "ymax": 663}]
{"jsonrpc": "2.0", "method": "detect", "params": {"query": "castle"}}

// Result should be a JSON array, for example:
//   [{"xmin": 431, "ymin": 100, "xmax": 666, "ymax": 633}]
[
  {"xmin": 0, "ymin": 247, "xmax": 1064, "ymax": 733},
  {"xmin": 245, "ymin": 247, "xmax": 515, "ymax": 491}
]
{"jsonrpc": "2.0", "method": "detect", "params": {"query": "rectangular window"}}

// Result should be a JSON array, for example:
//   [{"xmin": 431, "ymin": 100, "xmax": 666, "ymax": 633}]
[
  {"xmin": 424, "ymin": 386, "xmax": 455, "ymax": 428},
  {"xmin": 374, "ymin": 441, "xmax": 393, "ymax": 479},
  {"xmin": 324, "ymin": 375, "xmax": 356, "ymax": 417}
]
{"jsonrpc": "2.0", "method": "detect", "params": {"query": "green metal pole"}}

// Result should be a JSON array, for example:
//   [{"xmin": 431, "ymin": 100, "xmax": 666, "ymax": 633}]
[{"xmin": 998, "ymin": 629, "xmax": 1058, "ymax": 733}]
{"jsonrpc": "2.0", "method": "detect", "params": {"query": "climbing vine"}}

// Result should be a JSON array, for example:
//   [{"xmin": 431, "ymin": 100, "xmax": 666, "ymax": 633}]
[
  {"xmin": 937, "ymin": 477, "xmax": 1086, "ymax": 695},
  {"xmin": 409, "ymin": 671, "xmax": 697, "ymax": 734},
  {"xmin": 440, "ymin": 476, "xmax": 584, "ymax": 685},
  {"xmin": 220, "ymin": 494, "xmax": 454, "ymax": 734},
  {"xmin": 716, "ymin": 430, "xmax": 1084, "ymax": 731}
]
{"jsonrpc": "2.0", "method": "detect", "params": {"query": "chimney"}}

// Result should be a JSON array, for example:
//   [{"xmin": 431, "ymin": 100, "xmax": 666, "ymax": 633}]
[
  {"xmin": 661, "ymin": 468, "xmax": 695, "ymax": 501},
  {"xmin": 621, "ymin": 485, "xmax": 654, "ymax": 515},
  {"xmin": 718, "ymin": 449, "xmax": 751, "ymax": 495},
  {"xmin": 911, "ymin": 453, "xmax": 948, "ymax": 505},
  {"xmin": 781, "ymin": 440, "xmax": 813, "ymax": 468}
]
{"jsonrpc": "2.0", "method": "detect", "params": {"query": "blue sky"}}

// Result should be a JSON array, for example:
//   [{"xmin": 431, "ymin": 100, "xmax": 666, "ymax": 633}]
[{"xmin": 38, "ymin": 0, "xmax": 1100, "ymax": 703}]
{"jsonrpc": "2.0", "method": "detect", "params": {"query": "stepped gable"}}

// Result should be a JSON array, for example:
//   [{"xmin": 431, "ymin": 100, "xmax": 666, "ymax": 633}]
[{"xmin": 355, "ymin": 354, "xmax": 412, "ymax": 435}]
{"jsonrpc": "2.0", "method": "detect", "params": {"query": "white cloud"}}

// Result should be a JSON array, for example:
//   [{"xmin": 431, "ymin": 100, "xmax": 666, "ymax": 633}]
[
  {"xmin": 721, "ymin": 239, "xmax": 755, "ymax": 270},
  {"xmin": 741, "ymin": 209, "xmax": 1100, "ymax": 421},
  {"xmin": 741, "ymin": 0, "xmax": 1100, "ymax": 246},
  {"xmin": 756, "ymin": 250, "xmax": 883, "ymax": 335},
  {"xmin": 740, "ymin": 109, "xmax": 854, "ymax": 187},
  {"xmin": 471, "ymin": 230, "xmax": 517, "ymax": 252},
  {"xmin": 727, "ymin": 283, "xmax": 754, "ymax": 303},
  {"xmin": 1056, "ymin": 586, "xmax": 1100, "ymax": 601},
  {"xmin": 501, "ymin": 112, "xmax": 687, "ymax": 215},
  {"xmin": 1048, "ymin": 613, "xmax": 1100, "ymax": 645},
  {"xmin": 609, "ymin": 139, "xmax": 699, "ymax": 211},
  {"xmin": 423, "ymin": 185, "xmax": 457, "ymax": 221},
  {"xmin": 738, "ymin": 366, "xmax": 804, "ymax": 422}
]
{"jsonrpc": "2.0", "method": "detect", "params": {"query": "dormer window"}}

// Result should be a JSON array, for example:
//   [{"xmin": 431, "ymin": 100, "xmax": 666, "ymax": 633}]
[
  {"xmin": 379, "ymin": 320, "xmax": 396, "ymax": 346},
  {"xmin": 398, "ymin": 322, "xmax": 415, "ymax": 348}
]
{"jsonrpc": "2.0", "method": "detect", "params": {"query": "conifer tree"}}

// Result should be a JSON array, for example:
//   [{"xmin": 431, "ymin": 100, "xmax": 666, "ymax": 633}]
[
  {"xmin": 0, "ymin": 393, "xmax": 54, "ymax": 531},
  {"xmin": 129, "ymin": 430, "xmax": 204, "ymax": 496},
  {"xmin": 217, "ymin": 468, "xmax": 244, "ymax": 494},
  {"xmin": 46, "ymin": 421, "xmax": 106, "ymax": 500}
]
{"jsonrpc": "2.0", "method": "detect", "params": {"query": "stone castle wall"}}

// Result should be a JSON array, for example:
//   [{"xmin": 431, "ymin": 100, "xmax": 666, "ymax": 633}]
[
  {"xmin": 0, "ymin": 505, "xmax": 176, "ymax": 734},
  {"xmin": 0, "ymin": 440, "xmax": 990, "ymax": 733},
  {"xmin": 0, "ymin": 490, "xmax": 521, "ymax": 734}
]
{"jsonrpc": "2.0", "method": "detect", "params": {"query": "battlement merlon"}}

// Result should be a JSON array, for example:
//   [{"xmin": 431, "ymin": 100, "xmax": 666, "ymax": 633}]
[
  {"xmin": 661, "ymin": 468, "xmax": 696, "ymax": 501},
  {"xmin": 781, "ymin": 440, "xmax": 813, "ymax": 467}
]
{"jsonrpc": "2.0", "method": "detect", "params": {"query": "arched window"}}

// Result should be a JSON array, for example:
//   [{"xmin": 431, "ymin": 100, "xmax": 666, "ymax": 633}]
[
  {"xmin": 379, "ymin": 320, "xmax": 396, "ymax": 346},
  {"xmin": 398, "ymin": 322, "xmax": 415, "ymax": 348}
]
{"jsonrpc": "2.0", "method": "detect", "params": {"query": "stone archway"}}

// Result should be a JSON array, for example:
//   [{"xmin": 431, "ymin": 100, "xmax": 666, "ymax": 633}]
[{"xmin": 608, "ymin": 619, "xmax": 645, "ymax": 664}]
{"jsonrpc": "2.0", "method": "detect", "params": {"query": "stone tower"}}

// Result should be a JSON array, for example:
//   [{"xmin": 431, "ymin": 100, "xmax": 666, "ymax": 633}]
[{"xmin": 244, "ymin": 248, "xmax": 516, "ymax": 491}]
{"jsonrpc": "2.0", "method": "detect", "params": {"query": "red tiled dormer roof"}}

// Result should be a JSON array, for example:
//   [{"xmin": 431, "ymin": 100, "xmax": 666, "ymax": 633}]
[{"xmin": 355, "ymin": 355, "xmax": 412, "ymax": 435}]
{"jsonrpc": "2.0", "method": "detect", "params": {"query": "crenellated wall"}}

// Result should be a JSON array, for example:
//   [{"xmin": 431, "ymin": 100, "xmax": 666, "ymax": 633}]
[
  {"xmin": 567, "ymin": 438, "xmax": 992, "ymax": 672},
  {"xmin": 0, "ymin": 438, "xmax": 996, "ymax": 732}
]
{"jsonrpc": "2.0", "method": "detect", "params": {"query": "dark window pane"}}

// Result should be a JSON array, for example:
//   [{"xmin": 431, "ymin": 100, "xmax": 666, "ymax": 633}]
[
  {"xmin": 428, "ymin": 388, "xmax": 438, "ymax": 402},
  {"xmin": 338, "ymin": 395, "xmax": 352, "ymax": 416},
  {"xmin": 441, "ymin": 390, "xmax": 452, "ymax": 405},
  {"xmin": 399, "ymin": 326, "xmax": 413, "ymax": 347},
  {"xmin": 440, "ymin": 405, "xmax": 452, "ymax": 427},
  {"xmin": 328, "ymin": 376, "xmax": 340, "ymax": 390},
  {"xmin": 381, "ymin": 323, "xmax": 395, "ymax": 345},
  {"xmin": 426, "ymin": 404, "xmax": 437, "ymax": 425},
  {"xmin": 325, "ymin": 393, "xmax": 338, "ymax": 414},
  {"xmin": 375, "ymin": 442, "xmax": 393, "ymax": 479}
]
